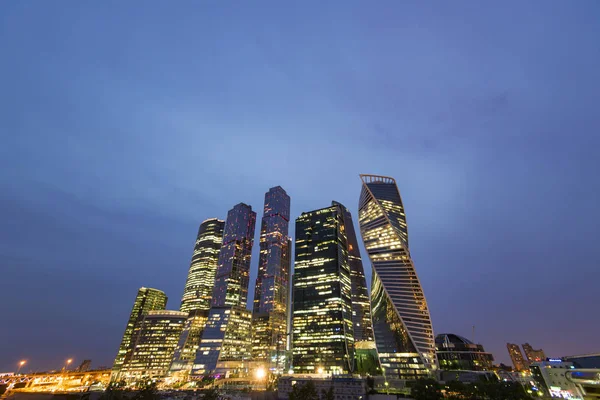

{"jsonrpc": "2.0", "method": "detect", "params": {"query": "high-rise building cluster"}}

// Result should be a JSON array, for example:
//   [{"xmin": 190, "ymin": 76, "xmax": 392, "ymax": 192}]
[
  {"xmin": 507, "ymin": 342, "xmax": 547, "ymax": 371},
  {"xmin": 110, "ymin": 176, "xmax": 440, "ymax": 385}
]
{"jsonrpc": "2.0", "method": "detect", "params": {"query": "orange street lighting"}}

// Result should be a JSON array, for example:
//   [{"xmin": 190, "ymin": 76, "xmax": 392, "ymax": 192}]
[
  {"xmin": 17, "ymin": 360, "xmax": 26, "ymax": 374},
  {"xmin": 255, "ymin": 367, "xmax": 266, "ymax": 380}
]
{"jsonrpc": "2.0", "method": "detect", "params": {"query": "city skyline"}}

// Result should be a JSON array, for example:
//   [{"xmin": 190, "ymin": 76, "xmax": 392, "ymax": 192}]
[{"xmin": 2, "ymin": 1, "xmax": 600, "ymax": 373}]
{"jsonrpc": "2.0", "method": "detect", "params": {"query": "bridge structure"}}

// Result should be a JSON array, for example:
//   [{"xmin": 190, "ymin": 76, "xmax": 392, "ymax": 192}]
[{"xmin": 0, "ymin": 369, "xmax": 111, "ymax": 394}]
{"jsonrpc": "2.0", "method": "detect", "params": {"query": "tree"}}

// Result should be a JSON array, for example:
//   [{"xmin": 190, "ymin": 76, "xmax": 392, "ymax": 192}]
[
  {"xmin": 289, "ymin": 381, "xmax": 319, "ymax": 400},
  {"xmin": 366, "ymin": 376, "xmax": 375, "ymax": 394},
  {"xmin": 132, "ymin": 381, "xmax": 159, "ymax": 400},
  {"xmin": 99, "ymin": 381, "xmax": 126, "ymax": 400},
  {"xmin": 410, "ymin": 378, "xmax": 442, "ymax": 400},
  {"xmin": 321, "ymin": 386, "xmax": 335, "ymax": 400},
  {"xmin": 202, "ymin": 388, "xmax": 220, "ymax": 400}
]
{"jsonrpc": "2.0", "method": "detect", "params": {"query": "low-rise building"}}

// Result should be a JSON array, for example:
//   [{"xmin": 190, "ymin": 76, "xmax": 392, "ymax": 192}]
[
  {"xmin": 436, "ymin": 333, "xmax": 494, "ymax": 371},
  {"xmin": 530, "ymin": 360, "xmax": 584, "ymax": 399}
]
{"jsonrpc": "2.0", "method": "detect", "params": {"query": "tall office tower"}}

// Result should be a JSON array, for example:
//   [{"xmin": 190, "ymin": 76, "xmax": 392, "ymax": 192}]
[
  {"xmin": 212, "ymin": 203, "xmax": 257, "ymax": 308},
  {"xmin": 333, "ymin": 201, "xmax": 373, "ymax": 343},
  {"xmin": 292, "ymin": 202, "xmax": 355, "ymax": 375},
  {"xmin": 252, "ymin": 187, "xmax": 292, "ymax": 371},
  {"xmin": 120, "ymin": 310, "xmax": 188, "ymax": 381},
  {"xmin": 111, "ymin": 287, "xmax": 168, "ymax": 381},
  {"xmin": 169, "ymin": 310, "xmax": 210, "ymax": 374},
  {"xmin": 523, "ymin": 343, "xmax": 547, "ymax": 365},
  {"xmin": 358, "ymin": 175, "xmax": 437, "ymax": 379},
  {"xmin": 507, "ymin": 343, "xmax": 528, "ymax": 371},
  {"xmin": 180, "ymin": 219, "xmax": 225, "ymax": 313},
  {"xmin": 193, "ymin": 203, "xmax": 256, "ymax": 377}
]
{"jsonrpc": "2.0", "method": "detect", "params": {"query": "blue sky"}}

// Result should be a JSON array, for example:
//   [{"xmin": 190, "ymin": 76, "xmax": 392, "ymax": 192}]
[{"xmin": 1, "ymin": 1, "xmax": 599, "ymax": 371}]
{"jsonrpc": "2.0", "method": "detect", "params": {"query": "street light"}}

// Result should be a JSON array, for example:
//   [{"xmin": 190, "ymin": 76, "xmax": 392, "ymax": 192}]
[
  {"xmin": 317, "ymin": 367, "xmax": 324, "ymax": 375},
  {"xmin": 255, "ymin": 367, "xmax": 267, "ymax": 391},
  {"xmin": 17, "ymin": 361, "xmax": 26, "ymax": 375}
]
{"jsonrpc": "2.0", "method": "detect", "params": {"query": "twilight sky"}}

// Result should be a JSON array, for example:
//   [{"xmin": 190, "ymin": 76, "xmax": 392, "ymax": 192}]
[{"xmin": 1, "ymin": 1, "xmax": 599, "ymax": 372}]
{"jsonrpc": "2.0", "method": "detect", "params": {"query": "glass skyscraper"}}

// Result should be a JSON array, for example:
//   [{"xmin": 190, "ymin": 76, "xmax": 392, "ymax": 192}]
[
  {"xmin": 169, "ymin": 309, "xmax": 209, "ymax": 374},
  {"xmin": 292, "ymin": 202, "xmax": 355, "ymax": 375},
  {"xmin": 333, "ymin": 201, "xmax": 373, "ymax": 344},
  {"xmin": 252, "ymin": 186, "xmax": 291, "ymax": 372},
  {"xmin": 180, "ymin": 218, "xmax": 225, "ymax": 313},
  {"xmin": 193, "ymin": 203, "xmax": 256, "ymax": 377},
  {"xmin": 358, "ymin": 174, "xmax": 437, "ymax": 379},
  {"xmin": 120, "ymin": 310, "xmax": 188, "ymax": 381},
  {"xmin": 111, "ymin": 287, "xmax": 168, "ymax": 381},
  {"xmin": 212, "ymin": 203, "xmax": 257, "ymax": 308}
]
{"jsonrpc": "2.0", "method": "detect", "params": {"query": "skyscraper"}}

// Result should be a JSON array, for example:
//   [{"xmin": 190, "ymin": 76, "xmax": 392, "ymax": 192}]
[
  {"xmin": 180, "ymin": 219, "xmax": 225, "ymax": 313},
  {"xmin": 212, "ymin": 203, "xmax": 257, "ymax": 308},
  {"xmin": 252, "ymin": 187, "xmax": 292, "ymax": 372},
  {"xmin": 333, "ymin": 201, "xmax": 373, "ymax": 344},
  {"xmin": 111, "ymin": 287, "xmax": 168, "ymax": 381},
  {"xmin": 358, "ymin": 174, "xmax": 437, "ymax": 379},
  {"xmin": 523, "ymin": 343, "xmax": 547, "ymax": 365},
  {"xmin": 507, "ymin": 343, "xmax": 528, "ymax": 371},
  {"xmin": 169, "ymin": 310, "xmax": 210, "ymax": 374},
  {"xmin": 292, "ymin": 202, "xmax": 355, "ymax": 375},
  {"xmin": 193, "ymin": 203, "xmax": 256, "ymax": 377},
  {"xmin": 191, "ymin": 306, "xmax": 253, "ymax": 377},
  {"xmin": 120, "ymin": 310, "xmax": 188, "ymax": 381}
]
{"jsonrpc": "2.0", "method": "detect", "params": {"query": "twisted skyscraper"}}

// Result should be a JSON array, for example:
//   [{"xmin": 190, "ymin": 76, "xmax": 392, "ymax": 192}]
[{"xmin": 358, "ymin": 174, "xmax": 437, "ymax": 379}]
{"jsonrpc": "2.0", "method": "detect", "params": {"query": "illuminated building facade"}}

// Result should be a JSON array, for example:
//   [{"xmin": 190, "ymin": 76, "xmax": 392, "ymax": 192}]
[
  {"xmin": 212, "ymin": 203, "xmax": 257, "ymax": 308},
  {"xmin": 333, "ymin": 201, "xmax": 373, "ymax": 344},
  {"xmin": 292, "ymin": 202, "xmax": 355, "ymax": 375},
  {"xmin": 111, "ymin": 287, "xmax": 167, "ymax": 381},
  {"xmin": 192, "ymin": 306, "xmax": 252, "ymax": 377},
  {"xmin": 180, "ymin": 219, "xmax": 225, "ymax": 313},
  {"xmin": 530, "ymin": 360, "xmax": 583, "ymax": 399},
  {"xmin": 120, "ymin": 310, "xmax": 188, "ymax": 381},
  {"xmin": 193, "ymin": 203, "xmax": 256, "ymax": 377},
  {"xmin": 252, "ymin": 186, "xmax": 292, "ymax": 372},
  {"xmin": 358, "ymin": 174, "xmax": 437, "ymax": 379},
  {"xmin": 435, "ymin": 333, "xmax": 494, "ymax": 371},
  {"xmin": 507, "ymin": 343, "xmax": 527, "ymax": 371},
  {"xmin": 169, "ymin": 310, "xmax": 209, "ymax": 374},
  {"xmin": 522, "ymin": 343, "xmax": 546, "ymax": 365}
]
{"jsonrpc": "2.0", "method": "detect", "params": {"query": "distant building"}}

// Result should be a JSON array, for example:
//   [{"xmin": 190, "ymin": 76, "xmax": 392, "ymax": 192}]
[
  {"xmin": 76, "ymin": 360, "xmax": 92, "ymax": 372},
  {"xmin": 120, "ymin": 310, "xmax": 188, "ymax": 381},
  {"xmin": 435, "ymin": 333, "xmax": 494, "ymax": 371},
  {"xmin": 522, "ymin": 343, "xmax": 546, "ymax": 365},
  {"xmin": 507, "ymin": 343, "xmax": 527, "ymax": 372},
  {"xmin": 563, "ymin": 353, "xmax": 600, "ymax": 369},
  {"xmin": 180, "ymin": 219, "xmax": 225, "ymax": 313},
  {"xmin": 169, "ymin": 309, "xmax": 210, "ymax": 374},
  {"xmin": 252, "ymin": 187, "xmax": 292, "ymax": 373},
  {"xmin": 111, "ymin": 287, "xmax": 168, "ymax": 381},
  {"xmin": 292, "ymin": 202, "xmax": 355, "ymax": 375},
  {"xmin": 193, "ymin": 203, "xmax": 256, "ymax": 377},
  {"xmin": 530, "ymin": 360, "xmax": 583, "ymax": 399},
  {"xmin": 358, "ymin": 174, "xmax": 437, "ymax": 379}
]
